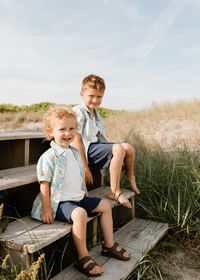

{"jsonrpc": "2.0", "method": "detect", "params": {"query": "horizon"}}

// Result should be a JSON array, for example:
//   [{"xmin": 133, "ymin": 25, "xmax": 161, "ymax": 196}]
[
  {"xmin": 1, "ymin": 98, "xmax": 200, "ymax": 112},
  {"xmin": 0, "ymin": 0, "xmax": 200, "ymax": 110}
]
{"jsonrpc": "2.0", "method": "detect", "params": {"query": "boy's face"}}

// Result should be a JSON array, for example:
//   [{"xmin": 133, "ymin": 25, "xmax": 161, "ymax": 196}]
[
  {"xmin": 49, "ymin": 117, "xmax": 77, "ymax": 148},
  {"xmin": 80, "ymin": 88, "xmax": 104, "ymax": 112}
]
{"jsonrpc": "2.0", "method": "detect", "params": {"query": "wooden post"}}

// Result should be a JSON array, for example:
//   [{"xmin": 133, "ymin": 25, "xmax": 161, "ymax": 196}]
[{"xmin": 24, "ymin": 139, "xmax": 30, "ymax": 166}]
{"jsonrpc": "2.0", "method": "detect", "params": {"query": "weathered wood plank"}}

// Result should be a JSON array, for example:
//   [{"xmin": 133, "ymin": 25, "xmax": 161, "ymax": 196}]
[
  {"xmin": 0, "ymin": 131, "xmax": 45, "ymax": 141},
  {"xmin": 3, "ymin": 216, "xmax": 97, "ymax": 253},
  {"xmin": 0, "ymin": 216, "xmax": 42, "ymax": 241},
  {"xmin": 7, "ymin": 221, "xmax": 73, "ymax": 253},
  {"xmin": 51, "ymin": 219, "xmax": 168, "ymax": 280},
  {"xmin": 0, "ymin": 164, "xmax": 37, "ymax": 191},
  {"xmin": 90, "ymin": 186, "xmax": 135, "ymax": 208}
]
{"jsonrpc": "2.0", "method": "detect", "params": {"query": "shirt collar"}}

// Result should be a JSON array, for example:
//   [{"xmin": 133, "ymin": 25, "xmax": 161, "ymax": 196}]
[
  {"xmin": 81, "ymin": 102, "xmax": 100, "ymax": 121},
  {"xmin": 50, "ymin": 140, "xmax": 70, "ymax": 156}
]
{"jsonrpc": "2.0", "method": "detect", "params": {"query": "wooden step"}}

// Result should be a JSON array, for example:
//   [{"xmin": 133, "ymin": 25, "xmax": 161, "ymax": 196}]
[
  {"xmin": 0, "ymin": 131, "xmax": 45, "ymax": 141},
  {"xmin": 0, "ymin": 164, "xmax": 37, "ymax": 191},
  {"xmin": 90, "ymin": 186, "xmax": 135, "ymax": 208},
  {"xmin": 51, "ymin": 218, "xmax": 168, "ymax": 280},
  {"xmin": 0, "ymin": 216, "xmax": 87, "ymax": 254},
  {"xmin": 0, "ymin": 187, "xmax": 134, "ymax": 253},
  {"xmin": 0, "ymin": 187, "xmax": 134, "ymax": 267}
]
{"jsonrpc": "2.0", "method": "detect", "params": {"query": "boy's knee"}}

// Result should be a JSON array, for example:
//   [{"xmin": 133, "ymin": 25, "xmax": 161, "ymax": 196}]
[
  {"xmin": 100, "ymin": 198, "xmax": 112, "ymax": 211},
  {"xmin": 122, "ymin": 143, "xmax": 135, "ymax": 155},
  {"xmin": 113, "ymin": 144, "xmax": 126, "ymax": 158},
  {"xmin": 71, "ymin": 207, "xmax": 87, "ymax": 221}
]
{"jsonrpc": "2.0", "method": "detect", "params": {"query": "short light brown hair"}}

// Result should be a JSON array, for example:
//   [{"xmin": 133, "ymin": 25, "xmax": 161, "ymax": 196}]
[
  {"xmin": 43, "ymin": 105, "xmax": 77, "ymax": 140},
  {"xmin": 81, "ymin": 74, "xmax": 106, "ymax": 93}
]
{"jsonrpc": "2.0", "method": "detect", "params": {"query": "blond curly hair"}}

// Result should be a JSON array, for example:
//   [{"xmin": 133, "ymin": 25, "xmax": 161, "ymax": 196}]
[{"xmin": 43, "ymin": 105, "xmax": 77, "ymax": 140}]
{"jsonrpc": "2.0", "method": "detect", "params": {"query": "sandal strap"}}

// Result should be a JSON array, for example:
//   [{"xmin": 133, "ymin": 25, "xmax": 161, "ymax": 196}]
[
  {"xmin": 76, "ymin": 256, "xmax": 99, "ymax": 273},
  {"xmin": 78, "ymin": 256, "xmax": 91, "ymax": 265},
  {"xmin": 111, "ymin": 242, "xmax": 126, "ymax": 254},
  {"xmin": 84, "ymin": 261, "xmax": 99, "ymax": 272},
  {"xmin": 112, "ymin": 243, "xmax": 126, "ymax": 254},
  {"xmin": 102, "ymin": 241, "xmax": 119, "ymax": 251},
  {"xmin": 112, "ymin": 242, "xmax": 119, "ymax": 251},
  {"xmin": 101, "ymin": 242, "xmax": 130, "ymax": 261}
]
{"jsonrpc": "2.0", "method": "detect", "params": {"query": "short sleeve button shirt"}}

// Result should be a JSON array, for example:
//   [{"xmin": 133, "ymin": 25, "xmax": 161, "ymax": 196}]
[
  {"xmin": 73, "ymin": 103, "xmax": 107, "ymax": 156},
  {"xmin": 31, "ymin": 141, "xmax": 85, "ymax": 221}
]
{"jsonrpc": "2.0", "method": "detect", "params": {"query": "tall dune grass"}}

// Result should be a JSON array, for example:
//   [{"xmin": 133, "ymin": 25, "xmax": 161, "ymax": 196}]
[
  {"xmin": 121, "ymin": 133, "xmax": 200, "ymax": 279},
  {"xmin": 126, "ymin": 133, "xmax": 200, "ymax": 237},
  {"xmin": 0, "ymin": 111, "xmax": 43, "ymax": 131}
]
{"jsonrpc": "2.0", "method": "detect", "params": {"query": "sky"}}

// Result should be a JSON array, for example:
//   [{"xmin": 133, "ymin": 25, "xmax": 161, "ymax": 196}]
[{"xmin": 0, "ymin": 0, "xmax": 200, "ymax": 111}]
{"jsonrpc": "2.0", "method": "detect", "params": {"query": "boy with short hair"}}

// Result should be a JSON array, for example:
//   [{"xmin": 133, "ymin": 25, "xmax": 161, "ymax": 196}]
[
  {"xmin": 31, "ymin": 105, "xmax": 130, "ymax": 277},
  {"xmin": 73, "ymin": 74, "xmax": 140, "ymax": 209}
]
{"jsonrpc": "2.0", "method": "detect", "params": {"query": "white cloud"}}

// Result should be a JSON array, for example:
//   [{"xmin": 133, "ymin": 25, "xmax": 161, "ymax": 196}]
[
  {"xmin": 103, "ymin": 0, "xmax": 149, "ymax": 21},
  {"xmin": 129, "ymin": 0, "xmax": 189, "ymax": 59},
  {"xmin": 181, "ymin": 47, "xmax": 200, "ymax": 57},
  {"xmin": 190, "ymin": 0, "xmax": 200, "ymax": 9},
  {"xmin": 0, "ymin": 0, "xmax": 199, "ymax": 109}
]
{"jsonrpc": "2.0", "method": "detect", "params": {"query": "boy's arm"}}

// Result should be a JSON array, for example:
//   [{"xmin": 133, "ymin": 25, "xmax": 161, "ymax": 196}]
[
  {"xmin": 40, "ymin": 181, "xmax": 53, "ymax": 224},
  {"xmin": 83, "ymin": 181, "xmax": 89, "ymax": 196},
  {"xmin": 73, "ymin": 133, "xmax": 93, "ymax": 185}
]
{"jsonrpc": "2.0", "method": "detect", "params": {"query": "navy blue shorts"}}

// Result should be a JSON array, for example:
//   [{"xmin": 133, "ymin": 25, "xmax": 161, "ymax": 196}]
[
  {"xmin": 87, "ymin": 142, "xmax": 113, "ymax": 169},
  {"xmin": 56, "ymin": 196, "xmax": 101, "ymax": 223}
]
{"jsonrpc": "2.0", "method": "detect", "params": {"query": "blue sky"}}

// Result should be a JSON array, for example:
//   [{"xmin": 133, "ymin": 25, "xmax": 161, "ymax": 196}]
[{"xmin": 0, "ymin": 0, "xmax": 200, "ymax": 110}]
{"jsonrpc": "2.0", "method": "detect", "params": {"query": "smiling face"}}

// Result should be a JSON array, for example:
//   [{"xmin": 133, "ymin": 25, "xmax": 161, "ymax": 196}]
[
  {"xmin": 49, "ymin": 117, "xmax": 77, "ymax": 148},
  {"xmin": 81, "ymin": 88, "xmax": 104, "ymax": 113}
]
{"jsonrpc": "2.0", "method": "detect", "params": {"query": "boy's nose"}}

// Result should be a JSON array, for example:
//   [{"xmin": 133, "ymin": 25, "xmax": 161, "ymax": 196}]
[{"xmin": 92, "ymin": 97, "xmax": 98, "ymax": 103}]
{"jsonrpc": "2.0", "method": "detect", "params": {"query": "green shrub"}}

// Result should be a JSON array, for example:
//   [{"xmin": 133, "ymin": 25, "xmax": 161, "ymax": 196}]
[
  {"xmin": 97, "ymin": 107, "xmax": 120, "ymax": 118},
  {"xmin": 0, "ymin": 102, "xmax": 54, "ymax": 113}
]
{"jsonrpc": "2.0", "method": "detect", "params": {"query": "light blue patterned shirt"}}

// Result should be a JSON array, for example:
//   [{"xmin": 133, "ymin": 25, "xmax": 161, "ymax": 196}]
[
  {"xmin": 31, "ymin": 141, "xmax": 85, "ymax": 221},
  {"xmin": 73, "ymin": 103, "xmax": 107, "ymax": 157}
]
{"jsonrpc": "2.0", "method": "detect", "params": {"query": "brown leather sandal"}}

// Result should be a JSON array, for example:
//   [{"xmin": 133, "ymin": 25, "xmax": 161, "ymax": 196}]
[
  {"xmin": 74, "ymin": 256, "xmax": 103, "ymax": 277},
  {"xmin": 101, "ymin": 242, "xmax": 130, "ymax": 261}
]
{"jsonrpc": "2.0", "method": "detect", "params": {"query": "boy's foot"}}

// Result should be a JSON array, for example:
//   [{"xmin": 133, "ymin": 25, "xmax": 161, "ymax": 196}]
[
  {"xmin": 101, "ymin": 242, "xmax": 130, "ymax": 261},
  {"xmin": 106, "ymin": 191, "xmax": 132, "ymax": 208},
  {"xmin": 74, "ymin": 256, "xmax": 104, "ymax": 277},
  {"xmin": 126, "ymin": 175, "xmax": 140, "ymax": 195}
]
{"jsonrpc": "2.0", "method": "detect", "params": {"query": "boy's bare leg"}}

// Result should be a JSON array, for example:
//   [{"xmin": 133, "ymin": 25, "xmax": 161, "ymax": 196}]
[
  {"xmin": 71, "ymin": 207, "xmax": 104, "ymax": 275},
  {"xmin": 121, "ymin": 143, "xmax": 140, "ymax": 195},
  {"xmin": 93, "ymin": 199, "xmax": 130, "ymax": 259},
  {"xmin": 107, "ymin": 144, "xmax": 132, "ymax": 208}
]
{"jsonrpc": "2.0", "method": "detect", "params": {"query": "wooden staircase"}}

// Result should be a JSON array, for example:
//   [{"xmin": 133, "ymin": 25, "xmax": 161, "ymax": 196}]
[{"xmin": 0, "ymin": 131, "xmax": 168, "ymax": 279}]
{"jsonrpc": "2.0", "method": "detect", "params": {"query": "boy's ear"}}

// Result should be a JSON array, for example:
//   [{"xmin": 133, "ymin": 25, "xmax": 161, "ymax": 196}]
[
  {"xmin": 47, "ymin": 127, "xmax": 53, "ymax": 139},
  {"xmin": 80, "ymin": 91, "xmax": 83, "ymax": 97}
]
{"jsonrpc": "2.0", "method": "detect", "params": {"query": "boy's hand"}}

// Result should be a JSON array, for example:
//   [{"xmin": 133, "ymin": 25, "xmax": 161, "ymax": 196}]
[
  {"xmin": 85, "ymin": 166, "xmax": 93, "ymax": 185},
  {"xmin": 41, "ymin": 209, "xmax": 53, "ymax": 224}
]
